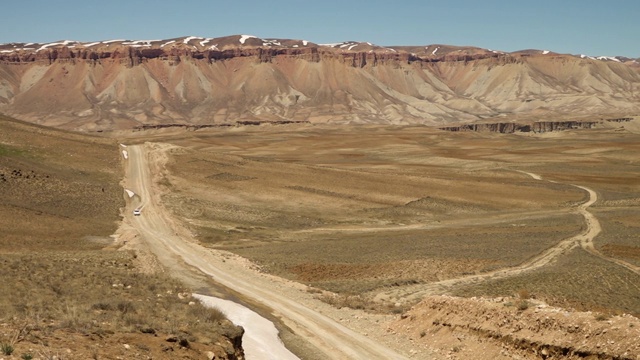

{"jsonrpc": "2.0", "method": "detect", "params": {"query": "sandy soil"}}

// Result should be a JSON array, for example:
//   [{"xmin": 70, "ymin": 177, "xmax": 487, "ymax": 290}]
[{"xmin": 390, "ymin": 295, "xmax": 640, "ymax": 360}]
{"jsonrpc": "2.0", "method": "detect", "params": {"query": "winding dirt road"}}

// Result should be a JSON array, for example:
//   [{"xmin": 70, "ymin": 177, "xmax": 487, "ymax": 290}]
[
  {"xmin": 123, "ymin": 144, "xmax": 409, "ymax": 360},
  {"xmin": 377, "ymin": 170, "xmax": 638, "ymax": 303}
]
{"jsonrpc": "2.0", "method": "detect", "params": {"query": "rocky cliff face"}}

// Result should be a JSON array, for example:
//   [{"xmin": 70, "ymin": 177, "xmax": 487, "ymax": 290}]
[
  {"xmin": 439, "ymin": 120, "xmax": 601, "ymax": 133},
  {"xmin": 1, "ymin": 35, "xmax": 639, "ymax": 130}
]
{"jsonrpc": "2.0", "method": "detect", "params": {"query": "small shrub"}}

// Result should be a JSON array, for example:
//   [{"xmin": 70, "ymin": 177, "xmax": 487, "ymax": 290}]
[
  {"xmin": 317, "ymin": 293, "xmax": 369, "ymax": 310},
  {"xmin": 116, "ymin": 301, "xmax": 136, "ymax": 314},
  {"xmin": 22, "ymin": 353, "xmax": 34, "ymax": 360},
  {"xmin": 517, "ymin": 300, "xmax": 529, "ymax": 311},
  {"xmin": 1, "ymin": 343, "xmax": 14, "ymax": 355},
  {"xmin": 517, "ymin": 289, "xmax": 530, "ymax": 300},
  {"xmin": 91, "ymin": 302, "xmax": 114, "ymax": 311},
  {"xmin": 188, "ymin": 304, "xmax": 226, "ymax": 323},
  {"xmin": 594, "ymin": 313, "xmax": 608, "ymax": 321}
]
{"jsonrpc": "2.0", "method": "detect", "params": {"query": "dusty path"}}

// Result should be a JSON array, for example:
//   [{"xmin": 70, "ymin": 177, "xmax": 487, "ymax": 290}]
[
  {"xmin": 123, "ymin": 143, "xmax": 409, "ymax": 360},
  {"xmin": 524, "ymin": 172, "xmax": 640, "ymax": 275},
  {"xmin": 375, "ymin": 170, "xmax": 623, "ymax": 303}
]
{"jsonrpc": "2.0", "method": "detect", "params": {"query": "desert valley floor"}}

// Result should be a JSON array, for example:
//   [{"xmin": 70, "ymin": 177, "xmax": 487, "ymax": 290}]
[
  {"xmin": 116, "ymin": 119, "xmax": 640, "ymax": 359},
  {"xmin": 2, "ymin": 116, "xmax": 640, "ymax": 359}
]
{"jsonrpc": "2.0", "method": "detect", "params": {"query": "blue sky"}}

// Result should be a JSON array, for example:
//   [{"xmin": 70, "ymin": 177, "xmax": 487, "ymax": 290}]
[{"xmin": 2, "ymin": 0, "xmax": 638, "ymax": 57}]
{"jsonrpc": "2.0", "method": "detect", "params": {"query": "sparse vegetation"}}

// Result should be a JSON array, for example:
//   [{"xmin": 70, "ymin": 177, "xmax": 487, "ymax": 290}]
[
  {"xmin": 0, "ymin": 116, "xmax": 237, "ymax": 359},
  {"xmin": 1, "ymin": 343, "xmax": 14, "ymax": 355},
  {"xmin": 517, "ymin": 300, "xmax": 530, "ymax": 311},
  {"xmin": 454, "ymin": 249, "xmax": 640, "ymax": 317},
  {"xmin": 0, "ymin": 143, "xmax": 25, "ymax": 157},
  {"xmin": 317, "ymin": 293, "xmax": 369, "ymax": 310},
  {"xmin": 156, "ymin": 124, "xmax": 640, "ymax": 318},
  {"xmin": 3, "ymin": 112, "xmax": 640, "ymax": 358},
  {"xmin": 0, "ymin": 251, "xmax": 231, "ymax": 342}
]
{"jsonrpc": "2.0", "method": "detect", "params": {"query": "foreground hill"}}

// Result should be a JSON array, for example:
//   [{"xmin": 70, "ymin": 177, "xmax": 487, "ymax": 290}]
[
  {"xmin": 0, "ymin": 115, "xmax": 244, "ymax": 359},
  {"xmin": 1, "ymin": 35, "xmax": 639, "ymax": 130}
]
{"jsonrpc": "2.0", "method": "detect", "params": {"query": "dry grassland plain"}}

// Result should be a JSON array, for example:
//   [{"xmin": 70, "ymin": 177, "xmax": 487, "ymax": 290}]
[
  {"xmin": 3, "ymin": 113, "xmax": 640, "ymax": 358},
  {"xmin": 134, "ymin": 121, "xmax": 640, "ymax": 317},
  {"xmin": 0, "ymin": 116, "xmax": 241, "ymax": 360}
]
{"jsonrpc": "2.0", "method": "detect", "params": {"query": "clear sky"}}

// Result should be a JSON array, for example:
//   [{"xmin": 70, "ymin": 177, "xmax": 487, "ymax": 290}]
[{"xmin": 1, "ymin": 0, "xmax": 638, "ymax": 57}]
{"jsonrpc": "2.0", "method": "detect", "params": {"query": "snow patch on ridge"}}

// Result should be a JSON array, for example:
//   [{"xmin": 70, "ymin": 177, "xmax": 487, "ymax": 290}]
[
  {"xmin": 160, "ymin": 40, "xmax": 176, "ymax": 48},
  {"xmin": 432, "ymin": 47, "xmax": 439, "ymax": 55},
  {"xmin": 262, "ymin": 39, "xmax": 281, "ymax": 47},
  {"xmin": 596, "ymin": 56, "xmax": 621, "ymax": 63},
  {"xmin": 123, "ymin": 40, "xmax": 158, "ymax": 47},
  {"xmin": 183, "ymin": 36, "xmax": 204, "ymax": 44},
  {"xmin": 36, "ymin": 40, "xmax": 77, "ymax": 52},
  {"xmin": 542, "ymin": 50, "xmax": 550, "ymax": 55},
  {"xmin": 239, "ymin": 35, "xmax": 257, "ymax": 44}
]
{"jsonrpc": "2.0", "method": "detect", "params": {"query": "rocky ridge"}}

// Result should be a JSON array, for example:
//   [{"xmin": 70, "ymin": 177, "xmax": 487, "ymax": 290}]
[
  {"xmin": 438, "ymin": 117, "xmax": 635, "ymax": 133},
  {"xmin": 1, "ymin": 35, "xmax": 639, "ymax": 130}
]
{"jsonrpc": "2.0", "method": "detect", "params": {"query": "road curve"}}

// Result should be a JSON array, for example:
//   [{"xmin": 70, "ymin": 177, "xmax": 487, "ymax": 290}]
[
  {"xmin": 124, "ymin": 144, "xmax": 409, "ymax": 360},
  {"xmin": 376, "ymin": 171, "xmax": 616, "ymax": 302},
  {"xmin": 527, "ymin": 173, "xmax": 639, "ymax": 275}
]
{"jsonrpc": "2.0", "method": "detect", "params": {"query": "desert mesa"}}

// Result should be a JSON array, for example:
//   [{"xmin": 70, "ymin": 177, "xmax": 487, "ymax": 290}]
[{"xmin": 0, "ymin": 34, "xmax": 639, "ymax": 130}]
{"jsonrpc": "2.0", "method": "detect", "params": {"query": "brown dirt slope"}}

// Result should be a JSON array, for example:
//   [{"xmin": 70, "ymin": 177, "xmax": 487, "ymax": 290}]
[
  {"xmin": 0, "ymin": 115, "xmax": 244, "ymax": 360},
  {"xmin": 391, "ymin": 295, "xmax": 640, "ymax": 360}
]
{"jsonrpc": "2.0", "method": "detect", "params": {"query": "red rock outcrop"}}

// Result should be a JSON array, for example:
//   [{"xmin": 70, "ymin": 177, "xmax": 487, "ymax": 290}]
[{"xmin": 1, "ymin": 36, "xmax": 639, "ymax": 131}]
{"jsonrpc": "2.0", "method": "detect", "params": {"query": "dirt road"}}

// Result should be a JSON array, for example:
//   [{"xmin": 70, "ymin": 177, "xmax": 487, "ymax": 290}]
[
  {"xmin": 124, "ymin": 143, "xmax": 409, "ymax": 360},
  {"xmin": 375, "ymin": 171, "xmax": 622, "ymax": 303}
]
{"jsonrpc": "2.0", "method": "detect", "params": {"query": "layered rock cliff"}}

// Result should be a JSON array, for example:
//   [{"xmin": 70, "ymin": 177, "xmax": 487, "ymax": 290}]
[
  {"xmin": 1, "ymin": 35, "xmax": 639, "ymax": 130},
  {"xmin": 439, "ymin": 120, "xmax": 601, "ymax": 133}
]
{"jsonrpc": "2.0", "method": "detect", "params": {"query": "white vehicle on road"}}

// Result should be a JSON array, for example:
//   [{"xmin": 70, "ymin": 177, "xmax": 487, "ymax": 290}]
[{"xmin": 133, "ymin": 208, "xmax": 141, "ymax": 216}]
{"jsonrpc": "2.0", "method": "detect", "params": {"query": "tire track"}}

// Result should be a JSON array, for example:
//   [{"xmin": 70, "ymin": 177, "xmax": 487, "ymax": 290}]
[{"xmin": 377, "ymin": 170, "xmax": 639, "ymax": 304}]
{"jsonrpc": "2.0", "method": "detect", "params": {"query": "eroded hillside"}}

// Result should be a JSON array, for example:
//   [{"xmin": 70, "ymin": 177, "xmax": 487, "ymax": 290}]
[{"xmin": 1, "ymin": 35, "xmax": 639, "ymax": 130}]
